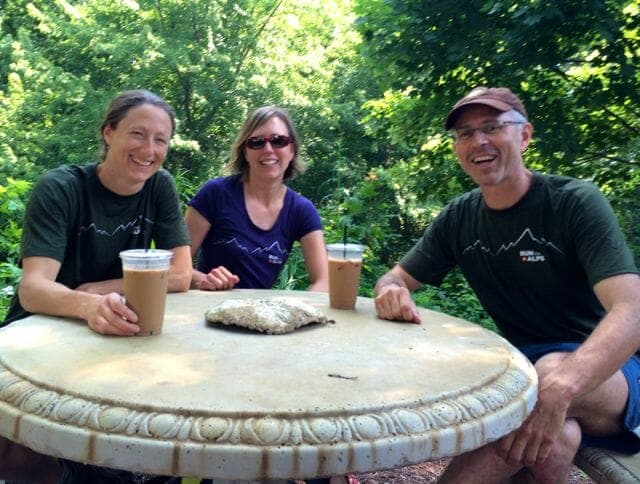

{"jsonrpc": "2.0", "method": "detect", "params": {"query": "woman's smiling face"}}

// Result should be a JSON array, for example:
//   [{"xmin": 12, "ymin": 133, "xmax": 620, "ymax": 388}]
[
  {"xmin": 243, "ymin": 116, "xmax": 294, "ymax": 182},
  {"xmin": 102, "ymin": 103, "xmax": 172, "ymax": 192}
]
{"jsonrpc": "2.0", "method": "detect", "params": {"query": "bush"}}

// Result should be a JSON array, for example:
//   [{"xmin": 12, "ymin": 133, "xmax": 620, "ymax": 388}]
[
  {"xmin": 413, "ymin": 269, "xmax": 496, "ymax": 332},
  {"xmin": 0, "ymin": 178, "xmax": 31, "ymax": 320}
]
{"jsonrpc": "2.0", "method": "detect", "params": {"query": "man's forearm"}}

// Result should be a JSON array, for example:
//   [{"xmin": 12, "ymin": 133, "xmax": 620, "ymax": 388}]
[
  {"xmin": 561, "ymin": 304, "xmax": 640, "ymax": 401},
  {"xmin": 552, "ymin": 273, "xmax": 640, "ymax": 402}
]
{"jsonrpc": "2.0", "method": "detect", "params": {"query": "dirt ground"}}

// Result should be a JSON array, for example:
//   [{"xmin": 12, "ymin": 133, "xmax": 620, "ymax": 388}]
[{"xmin": 351, "ymin": 459, "xmax": 595, "ymax": 483}]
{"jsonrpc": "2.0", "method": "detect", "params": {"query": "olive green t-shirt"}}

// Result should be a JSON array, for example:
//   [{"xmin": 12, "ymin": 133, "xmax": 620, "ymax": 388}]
[
  {"xmin": 400, "ymin": 172, "xmax": 638, "ymax": 346},
  {"xmin": 3, "ymin": 163, "xmax": 190, "ymax": 324}
]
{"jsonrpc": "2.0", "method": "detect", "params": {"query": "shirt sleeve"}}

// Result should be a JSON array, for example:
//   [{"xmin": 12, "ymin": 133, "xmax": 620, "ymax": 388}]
[
  {"xmin": 291, "ymin": 192, "xmax": 323, "ymax": 241},
  {"xmin": 399, "ymin": 205, "xmax": 457, "ymax": 286},
  {"xmin": 188, "ymin": 178, "xmax": 220, "ymax": 224},
  {"xmin": 20, "ymin": 171, "xmax": 74, "ymax": 263},
  {"xmin": 151, "ymin": 170, "xmax": 191, "ymax": 249},
  {"xmin": 567, "ymin": 182, "xmax": 638, "ymax": 285}
]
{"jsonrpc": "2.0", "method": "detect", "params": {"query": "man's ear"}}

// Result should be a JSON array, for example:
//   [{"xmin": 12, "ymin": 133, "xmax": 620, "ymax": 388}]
[{"xmin": 521, "ymin": 122, "xmax": 533, "ymax": 152}]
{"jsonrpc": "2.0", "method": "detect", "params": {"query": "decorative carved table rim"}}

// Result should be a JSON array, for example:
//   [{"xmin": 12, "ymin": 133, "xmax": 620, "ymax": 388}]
[{"xmin": 0, "ymin": 289, "xmax": 537, "ymax": 481}]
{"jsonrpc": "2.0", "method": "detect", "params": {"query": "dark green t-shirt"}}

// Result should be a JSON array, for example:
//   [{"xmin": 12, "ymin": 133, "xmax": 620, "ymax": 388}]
[
  {"xmin": 3, "ymin": 163, "xmax": 190, "ymax": 325},
  {"xmin": 400, "ymin": 172, "xmax": 638, "ymax": 346}
]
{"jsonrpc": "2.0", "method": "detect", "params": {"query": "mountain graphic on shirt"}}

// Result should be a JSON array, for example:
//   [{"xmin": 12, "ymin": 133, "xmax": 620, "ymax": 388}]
[
  {"xmin": 78, "ymin": 215, "xmax": 151, "ymax": 237},
  {"xmin": 215, "ymin": 237, "xmax": 288, "ymax": 256},
  {"xmin": 462, "ymin": 228, "xmax": 564, "ymax": 257}
]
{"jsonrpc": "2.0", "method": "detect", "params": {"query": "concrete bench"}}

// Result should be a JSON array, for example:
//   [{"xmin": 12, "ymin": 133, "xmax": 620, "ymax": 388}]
[{"xmin": 574, "ymin": 446, "xmax": 640, "ymax": 483}]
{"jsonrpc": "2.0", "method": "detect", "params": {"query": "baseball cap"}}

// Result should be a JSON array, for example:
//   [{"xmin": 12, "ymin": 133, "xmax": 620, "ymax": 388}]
[{"xmin": 444, "ymin": 87, "xmax": 528, "ymax": 130}]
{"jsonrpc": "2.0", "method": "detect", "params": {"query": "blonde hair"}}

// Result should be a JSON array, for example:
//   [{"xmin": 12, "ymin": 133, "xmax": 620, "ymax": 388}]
[{"xmin": 225, "ymin": 106, "xmax": 305, "ymax": 181}]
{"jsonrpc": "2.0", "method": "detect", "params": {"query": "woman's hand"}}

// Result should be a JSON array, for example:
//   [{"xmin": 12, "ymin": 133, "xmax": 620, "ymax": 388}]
[
  {"xmin": 85, "ymin": 293, "xmax": 140, "ymax": 336},
  {"xmin": 194, "ymin": 266, "xmax": 240, "ymax": 291}
]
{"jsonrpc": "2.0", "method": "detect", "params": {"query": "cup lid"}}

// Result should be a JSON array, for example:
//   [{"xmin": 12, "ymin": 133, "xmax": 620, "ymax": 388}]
[
  {"xmin": 326, "ymin": 243, "xmax": 366, "ymax": 259},
  {"xmin": 326, "ymin": 243, "xmax": 365, "ymax": 251},
  {"xmin": 119, "ymin": 249, "xmax": 173, "ymax": 260}
]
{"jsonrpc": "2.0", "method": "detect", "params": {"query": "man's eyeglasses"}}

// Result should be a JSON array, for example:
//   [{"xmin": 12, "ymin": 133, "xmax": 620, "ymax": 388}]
[
  {"xmin": 245, "ymin": 135, "xmax": 292, "ymax": 150},
  {"xmin": 452, "ymin": 121, "xmax": 524, "ymax": 142}
]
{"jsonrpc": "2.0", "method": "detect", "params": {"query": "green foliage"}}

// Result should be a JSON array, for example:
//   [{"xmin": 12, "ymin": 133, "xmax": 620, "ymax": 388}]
[
  {"xmin": 352, "ymin": 0, "xmax": 640, "ymax": 304},
  {"xmin": 171, "ymin": 168, "xmax": 201, "ymax": 210},
  {"xmin": 354, "ymin": 0, "xmax": 640, "ymax": 203},
  {"xmin": 319, "ymin": 169, "xmax": 403, "ymax": 294},
  {"xmin": 414, "ymin": 270, "xmax": 496, "ymax": 332},
  {"xmin": 274, "ymin": 246, "xmax": 309, "ymax": 291},
  {"xmin": 0, "ymin": 178, "xmax": 30, "ymax": 262},
  {"xmin": 0, "ymin": 0, "xmax": 363, "ymax": 183},
  {"xmin": 0, "ymin": 177, "xmax": 31, "ymax": 321},
  {"xmin": 614, "ymin": 185, "xmax": 640, "ymax": 267},
  {"xmin": 1, "ymin": 0, "xmax": 639, "ymax": 331}
]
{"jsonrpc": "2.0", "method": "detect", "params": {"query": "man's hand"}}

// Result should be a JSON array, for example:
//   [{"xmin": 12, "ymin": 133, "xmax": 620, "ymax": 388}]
[
  {"xmin": 85, "ymin": 293, "xmax": 140, "ymax": 336},
  {"xmin": 374, "ymin": 266, "xmax": 422, "ymax": 323},
  {"xmin": 498, "ymin": 368, "xmax": 572, "ymax": 466},
  {"xmin": 195, "ymin": 266, "xmax": 240, "ymax": 291},
  {"xmin": 375, "ymin": 284, "xmax": 421, "ymax": 323}
]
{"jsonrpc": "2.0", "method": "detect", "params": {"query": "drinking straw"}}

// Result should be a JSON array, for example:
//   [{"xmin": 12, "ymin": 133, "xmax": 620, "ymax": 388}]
[{"xmin": 343, "ymin": 225, "xmax": 347, "ymax": 258}]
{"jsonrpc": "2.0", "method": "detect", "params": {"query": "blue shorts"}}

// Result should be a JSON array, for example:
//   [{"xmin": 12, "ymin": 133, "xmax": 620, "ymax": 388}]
[{"xmin": 519, "ymin": 342, "xmax": 640, "ymax": 455}]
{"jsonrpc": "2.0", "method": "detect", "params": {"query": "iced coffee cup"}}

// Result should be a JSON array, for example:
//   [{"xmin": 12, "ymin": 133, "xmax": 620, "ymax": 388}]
[
  {"xmin": 327, "ymin": 243, "xmax": 365, "ymax": 310},
  {"xmin": 119, "ymin": 249, "xmax": 173, "ymax": 336}
]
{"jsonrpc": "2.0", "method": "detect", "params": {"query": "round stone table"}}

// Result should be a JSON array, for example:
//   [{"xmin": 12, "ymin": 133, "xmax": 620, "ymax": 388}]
[{"xmin": 0, "ymin": 289, "xmax": 537, "ymax": 481}]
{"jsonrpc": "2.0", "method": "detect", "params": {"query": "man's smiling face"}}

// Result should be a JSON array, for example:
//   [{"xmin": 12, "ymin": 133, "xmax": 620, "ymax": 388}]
[{"xmin": 452, "ymin": 104, "xmax": 532, "ymax": 189}]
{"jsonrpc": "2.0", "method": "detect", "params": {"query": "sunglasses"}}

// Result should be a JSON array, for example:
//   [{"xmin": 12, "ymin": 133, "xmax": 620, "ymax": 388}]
[{"xmin": 245, "ymin": 135, "xmax": 292, "ymax": 150}]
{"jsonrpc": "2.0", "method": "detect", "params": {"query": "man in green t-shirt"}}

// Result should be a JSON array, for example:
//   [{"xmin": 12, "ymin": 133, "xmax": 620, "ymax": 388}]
[
  {"xmin": 374, "ymin": 87, "xmax": 640, "ymax": 482},
  {"xmin": 0, "ymin": 90, "xmax": 191, "ymax": 482}
]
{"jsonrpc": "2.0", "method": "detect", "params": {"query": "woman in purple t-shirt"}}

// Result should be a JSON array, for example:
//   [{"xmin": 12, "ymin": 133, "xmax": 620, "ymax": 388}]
[{"xmin": 185, "ymin": 106, "xmax": 328, "ymax": 292}]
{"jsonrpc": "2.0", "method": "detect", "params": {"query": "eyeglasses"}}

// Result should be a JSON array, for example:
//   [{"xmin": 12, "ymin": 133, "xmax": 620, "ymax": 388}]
[
  {"xmin": 452, "ymin": 121, "xmax": 524, "ymax": 142},
  {"xmin": 245, "ymin": 135, "xmax": 292, "ymax": 150}
]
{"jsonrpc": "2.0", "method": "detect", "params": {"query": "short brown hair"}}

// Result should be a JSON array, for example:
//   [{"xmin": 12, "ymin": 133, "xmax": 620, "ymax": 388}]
[{"xmin": 99, "ymin": 90, "xmax": 176, "ymax": 161}]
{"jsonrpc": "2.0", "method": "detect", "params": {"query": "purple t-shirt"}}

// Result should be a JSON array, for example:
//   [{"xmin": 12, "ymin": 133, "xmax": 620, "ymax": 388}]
[{"xmin": 188, "ymin": 175, "xmax": 323, "ymax": 288}]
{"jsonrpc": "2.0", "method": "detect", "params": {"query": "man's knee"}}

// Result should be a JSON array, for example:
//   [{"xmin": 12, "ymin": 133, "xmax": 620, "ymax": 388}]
[
  {"xmin": 528, "ymin": 419, "xmax": 581, "ymax": 483},
  {"xmin": 533, "ymin": 351, "xmax": 570, "ymax": 376}
]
